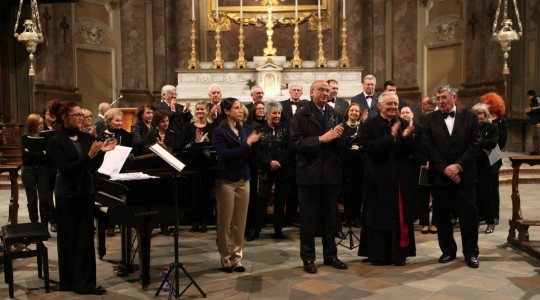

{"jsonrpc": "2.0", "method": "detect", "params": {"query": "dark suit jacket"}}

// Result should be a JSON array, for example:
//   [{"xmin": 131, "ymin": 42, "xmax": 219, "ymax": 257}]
[
  {"xmin": 290, "ymin": 101, "xmax": 347, "ymax": 185},
  {"xmin": 212, "ymin": 125, "xmax": 253, "ymax": 182},
  {"xmin": 280, "ymin": 98, "xmax": 309, "ymax": 126},
  {"xmin": 351, "ymin": 92, "xmax": 380, "ymax": 119},
  {"xmin": 92, "ymin": 115, "xmax": 106, "ymax": 136},
  {"xmin": 422, "ymin": 107, "xmax": 481, "ymax": 186},
  {"xmin": 153, "ymin": 101, "xmax": 192, "ymax": 132},
  {"xmin": 331, "ymin": 97, "xmax": 349, "ymax": 118}
]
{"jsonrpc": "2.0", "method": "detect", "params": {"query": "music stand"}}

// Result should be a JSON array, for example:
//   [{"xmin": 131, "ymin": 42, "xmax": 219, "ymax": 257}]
[
  {"xmin": 149, "ymin": 144, "xmax": 207, "ymax": 298},
  {"xmin": 337, "ymin": 222, "xmax": 360, "ymax": 250}
]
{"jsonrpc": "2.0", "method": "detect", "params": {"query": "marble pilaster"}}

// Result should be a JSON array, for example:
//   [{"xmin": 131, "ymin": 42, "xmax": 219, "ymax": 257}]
[{"xmin": 120, "ymin": 0, "xmax": 148, "ymax": 90}]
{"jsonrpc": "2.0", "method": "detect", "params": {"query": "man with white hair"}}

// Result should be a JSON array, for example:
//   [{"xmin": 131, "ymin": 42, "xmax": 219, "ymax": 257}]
[
  {"xmin": 206, "ymin": 84, "xmax": 223, "ymax": 120},
  {"xmin": 93, "ymin": 102, "xmax": 110, "ymax": 136},
  {"xmin": 153, "ymin": 84, "xmax": 192, "ymax": 131}
]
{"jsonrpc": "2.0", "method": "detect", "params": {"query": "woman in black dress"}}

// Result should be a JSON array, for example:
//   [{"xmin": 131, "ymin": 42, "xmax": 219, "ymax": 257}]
[
  {"xmin": 48, "ymin": 99, "xmax": 117, "ymax": 295},
  {"xmin": 131, "ymin": 104, "xmax": 155, "ymax": 155}
]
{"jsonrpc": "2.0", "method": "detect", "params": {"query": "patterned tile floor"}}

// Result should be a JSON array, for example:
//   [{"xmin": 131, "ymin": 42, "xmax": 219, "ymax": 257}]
[{"xmin": 1, "ymin": 163, "xmax": 540, "ymax": 299}]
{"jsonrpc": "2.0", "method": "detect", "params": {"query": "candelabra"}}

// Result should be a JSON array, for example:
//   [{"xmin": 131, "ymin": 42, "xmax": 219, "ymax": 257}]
[
  {"xmin": 291, "ymin": 18, "xmax": 302, "ymax": 68},
  {"xmin": 236, "ymin": 19, "xmax": 247, "ymax": 68},
  {"xmin": 187, "ymin": 19, "xmax": 199, "ymax": 69},
  {"xmin": 339, "ymin": 16, "xmax": 349, "ymax": 68},
  {"xmin": 14, "ymin": 0, "xmax": 44, "ymax": 76},
  {"xmin": 491, "ymin": 0, "xmax": 522, "ymax": 74},
  {"xmin": 316, "ymin": 17, "xmax": 327, "ymax": 68},
  {"xmin": 263, "ymin": 1, "xmax": 277, "ymax": 56},
  {"xmin": 213, "ymin": 15, "xmax": 225, "ymax": 69}
]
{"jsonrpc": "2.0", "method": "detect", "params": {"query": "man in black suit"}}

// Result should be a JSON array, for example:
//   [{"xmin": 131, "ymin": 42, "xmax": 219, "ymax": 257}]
[
  {"xmin": 246, "ymin": 85, "xmax": 264, "ymax": 111},
  {"xmin": 153, "ymin": 84, "xmax": 192, "ymax": 132},
  {"xmin": 290, "ymin": 80, "xmax": 348, "ymax": 274},
  {"xmin": 93, "ymin": 102, "xmax": 110, "ymax": 136},
  {"xmin": 327, "ymin": 79, "xmax": 349, "ymax": 117},
  {"xmin": 382, "ymin": 80, "xmax": 408, "ymax": 110},
  {"xmin": 206, "ymin": 84, "xmax": 223, "ymax": 120},
  {"xmin": 351, "ymin": 74, "xmax": 379, "ymax": 119},
  {"xmin": 525, "ymin": 90, "xmax": 540, "ymax": 155},
  {"xmin": 423, "ymin": 84, "xmax": 481, "ymax": 268},
  {"xmin": 280, "ymin": 84, "xmax": 308, "ymax": 126}
]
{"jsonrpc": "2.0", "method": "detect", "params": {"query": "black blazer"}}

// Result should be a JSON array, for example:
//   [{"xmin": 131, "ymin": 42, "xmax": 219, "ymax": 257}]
[
  {"xmin": 331, "ymin": 97, "xmax": 349, "ymax": 118},
  {"xmin": 153, "ymin": 101, "xmax": 192, "ymax": 131},
  {"xmin": 351, "ymin": 92, "xmax": 380, "ymax": 120},
  {"xmin": 422, "ymin": 107, "xmax": 481, "ymax": 186},
  {"xmin": 92, "ymin": 115, "xmax": 106, "ymax": 136},
  {"xmin": 290, "ymin": 101, "xmax": 347, "ymax": 185},
  {"xmin": 131, "ymin": 121, "xmax": 152, "ymax": 155},
  {"xmin": 280, "ymin": 98, "xmax": 309, "ymax": 126}
]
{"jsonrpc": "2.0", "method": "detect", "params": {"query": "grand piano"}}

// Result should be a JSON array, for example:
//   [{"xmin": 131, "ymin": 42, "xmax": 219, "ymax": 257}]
[{"xmin": 94, "ymin": 146, "xmax": 216, "ymax": 289}]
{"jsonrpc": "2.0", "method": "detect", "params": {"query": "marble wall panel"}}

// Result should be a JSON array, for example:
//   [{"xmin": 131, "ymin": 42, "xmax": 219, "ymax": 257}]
[
  {"xmin": 120, "ymin": 0, "xmax": 147, "ymax": 90},
  {"xmin": 392, "ymin": 0, "xmax": 417, "ymax": 87}
]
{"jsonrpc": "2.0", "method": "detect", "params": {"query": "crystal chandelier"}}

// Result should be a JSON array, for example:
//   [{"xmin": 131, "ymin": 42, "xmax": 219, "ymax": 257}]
[
  {"xmin": 13, "ymin": 0, "xmax": 44, "ymax": 76},
  {"xmin": 491, "ymin": 0, "xmax": 523, "ymax": 75}
]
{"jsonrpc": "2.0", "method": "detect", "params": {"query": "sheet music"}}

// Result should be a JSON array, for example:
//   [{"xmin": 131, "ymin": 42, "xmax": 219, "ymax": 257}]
[
  {"xmin": 109, "ymin": 172, "xmax": 158, "ymax": 181},
  {"xmin": 98, "ymin": 145, "xmax": 133, "ymax": 176},
  {"xmin": 148, "ymin": 143, "xmax": 185, "ymax": 172}
]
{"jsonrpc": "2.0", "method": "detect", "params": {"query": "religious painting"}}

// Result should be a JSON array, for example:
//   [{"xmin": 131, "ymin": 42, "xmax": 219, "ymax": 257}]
[{"xmin": 210, "ymin": 0, "xmax": 329, "ymax": 15}]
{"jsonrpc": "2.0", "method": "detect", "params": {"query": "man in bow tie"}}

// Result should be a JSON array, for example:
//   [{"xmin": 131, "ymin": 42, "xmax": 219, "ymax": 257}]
[
  {"xmin": 280, "ymin": 84, "xmax": 308, "ymax": 126},
  {"xmin": 351, "ymin": 74, "xmax": 380, "ymax": 120},
  {"xmin": 327, "ymin": 79, "xmax": 349, "ymax": 117},
  {"xmin": 423, "ymin": 84, "xmax": 481, "ymax": 269},
  {"xmin": 206, "ymin": 84, "xmax": 223, "ymax": 120}
]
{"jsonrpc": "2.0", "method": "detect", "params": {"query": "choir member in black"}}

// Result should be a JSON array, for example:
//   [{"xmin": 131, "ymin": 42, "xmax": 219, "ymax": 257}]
[
  {"xmin": 212, "ymin": 97, "xmax": 261, "ymax": 272},
  {"xmin": 185, "ymin": 101, "xmax": 215, "ymax": 233},
  {"xmin": 401, "ymin": 106, "xmax": 437, "ymax": 234},
  {"xmin": 471, "ymin": 103, "xmax": 499, "ymax": 234},
  {"xmin": 48, "ymin": 99, "xmax": 117, "ymax": 295},
  {"xmin": 43, "ymin": 101, "xmax": 59, "ymax": 232},
  {"xmin": 358, "ymin": 91, "xmax": 417, "ymax": 266},
  {"xmin": 480, "ymin": 92, "xmax": 507, "ymax": 225},
  {"xmin": 131, "ymin": 104, "xmax": 155, "ymax": 155},
  {"xmin": 144, "ymin": 110, "xmax": 185, "ymax": 152},
  {"xmin": 247, "ymin": 101, "xmax": 266, "ymax": 130},
  {"xmin": 341, "ymin": 103, "xmax": 366, "ymax": 228},
  {"xmin": 97, "ymin": 108, "xmax": 133, "ymax": 148},
  {"xmin": 80, "ymin": 108, "xmax": 95, "ymax": 135},
  {"xmin": 21, "ymin": 114, "xmax": 50, "ymax": 227},
  {"xmin": 247, "ymin": 101, "xmax": 291, "ymax": 240}
]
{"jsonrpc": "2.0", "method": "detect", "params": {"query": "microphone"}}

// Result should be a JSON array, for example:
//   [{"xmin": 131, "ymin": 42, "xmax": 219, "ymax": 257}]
[{"xmin": 111, "ymin": 95, "xmax": 123, "ymax": 107}]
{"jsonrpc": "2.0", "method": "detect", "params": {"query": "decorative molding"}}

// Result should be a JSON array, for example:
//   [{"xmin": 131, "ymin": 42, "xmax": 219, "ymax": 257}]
[
  {"xmin": 433, "ymin": 21, "xmax": 458, "ymax": 41},
  {"xmin": 79, "ymin": 25, "xmax": 105, "ymax": 45}
]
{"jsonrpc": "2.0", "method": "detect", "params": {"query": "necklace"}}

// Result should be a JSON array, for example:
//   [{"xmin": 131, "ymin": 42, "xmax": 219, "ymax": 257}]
[{"xmin": 348, "ymin": 121, "xmax": 359, "ymax": 128}]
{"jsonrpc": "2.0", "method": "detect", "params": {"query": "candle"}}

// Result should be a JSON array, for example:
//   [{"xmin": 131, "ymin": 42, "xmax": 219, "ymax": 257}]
[
  {"xmin": 295, "ymin": 0, "xmax": 298, "ymax": 19},
  {"xmin": 192, "ymin": 0, "xmax": 195, "ymax": 19},
  {"xmin": 216, "ymin": 0, "xmax": 219, "ymax": 19},
  {"xmin": 342, "ymin": 0, "xmax": 345, "ymax": 17},
  {"xmin": 317, "ymin": 0, "xmax": 321, "ymax": 18},
  {"xmin": 240, "ymin": 0, "xmax": 243, "ymax": 19}
]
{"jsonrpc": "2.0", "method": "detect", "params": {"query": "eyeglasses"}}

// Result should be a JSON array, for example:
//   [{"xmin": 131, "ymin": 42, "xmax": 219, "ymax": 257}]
[{"xmin": 68, "ymin": 113, "xmax": 84, "ymax": 118}]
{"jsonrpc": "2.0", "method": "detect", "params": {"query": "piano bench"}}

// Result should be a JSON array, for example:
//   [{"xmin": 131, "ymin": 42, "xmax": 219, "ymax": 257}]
[{"xmin": 1, "ymin": 222, "xmax": 50, "ymax": 298}]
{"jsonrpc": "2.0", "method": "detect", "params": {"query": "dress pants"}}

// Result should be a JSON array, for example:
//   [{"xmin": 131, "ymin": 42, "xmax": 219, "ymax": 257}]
[
  {"xmin": 298, "ymin": 184, "xmax": 339, "ymax": 261},
  {"xmin": 56, "ymin": 195, "xmax": 97, "ymax": 293},
  {"xmin": 254, "ymin": 172, "xmax": 287, "ymax": 233},
  {"xmin": 432, "ymin": 184, "xmax": 479, "ymax": 258},
  {"xmin": 215, "ymin": 179, "xmax": 249, "ymax": 268},
  {"xmin": 21, "ymin": 165, "xmax": 50, "ymax": 224}
]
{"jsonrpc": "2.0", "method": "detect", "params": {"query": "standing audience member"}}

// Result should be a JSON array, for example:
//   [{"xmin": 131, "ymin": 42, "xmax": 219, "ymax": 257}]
[
  {"xmin": 341, "ymin": 103, "xmax": 366, "ymax": 228},
  {"xmin": 480, "ymin": 92, "xmax": 507, "ymax": 225},
  {"xmin": 525, "ymin": 90, "xmax": 540, "ymax": 155},
  {"xmin": 358, "ymin": 93, "xmax": 417, "ymax": 266},
  {"xmin": 43, "ymin": 101, "xmax": 59, "ymax": 232},
  {"xmin": 48, "ymin": 99, "xmax": 117, "ymax": 295},
  {"xmin": 327, "ymin": 79, "xmax": 350, "ymax": 116},
  {"xmin": 401, "ymin": 106, "xmax": 437, "ymax": 235},
  {"xmin": 93, "ymin": 102, "xmax": 110, "ymax": 136},
  {"xmin": 471, "ymin": 103, "xmax": 499, "ymax": 234},
  {"xmin": 80, "ymin": 109, "xmax": 94, "ymax": 135},
  {"xmin": 280, "ymin": 84, "xmax": 307, "ymax": 126},
  {"xmin": 21, "ymin": 114, "xmax": 50, "ymax": 228},
  {"xmin": 351, "ymin": 74, "xmax": 380, "ymax": 119},
  {"xmin": 423, "ymin": 84, "xmax": 481, "ymax": 268},
  {"xmin": 421, "ymin": 96, "xmax": 437, "ymax": 118},
  {"xmin": 97, "ymin": 108, "xmax": 133, "ymax": 148},
  {"xmin": 131, "ymin": 104, "xmax": 155, "ymax": 155},
  {"xmin": 382, "ymin": 80, "xmax": 408, "ymax": 109},
  {"xmin": 144, "ymin": 110, "xmax": 185, "ymax": 152},
  {"xmin": 248, "ymin": 102, "xmax": 266, "ymax": 130},
  {"xmin": 290, "ymin": 80, "xmax": 348, "ymax": 274},
  {"xmin": 212, "ymin": 97, "xmax": 261, "ymax": 273},
  {"xmin": 207, "ymin": 84, "xmax": 223, "ymax": 120},
  {"xmin": 185, "ymin": 101, "xmax": 215, "ymax": 233},
  {"xmin": 154, "ymin": 85, "xmax": 192, "ymax": 132},
  {"xmin": 247, "ymin": 101, "xmax": 291, "ymax": 241}
]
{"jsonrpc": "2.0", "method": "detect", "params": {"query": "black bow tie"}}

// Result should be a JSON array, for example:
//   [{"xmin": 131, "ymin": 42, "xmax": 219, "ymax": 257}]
[
  {"xmin": 291, "ymin": 101, "xmax": 297, "ymax": 106},
  {"xmin": 442, "ymin": 111, "xmax": 455, "ymax": 119},
  {"xmin": 366, "ymin": 95, "xmax": 373, "ymax": 100},
  {"xmin": 328, "ymin": 99, "xmax": 335, "ymax": 103}
]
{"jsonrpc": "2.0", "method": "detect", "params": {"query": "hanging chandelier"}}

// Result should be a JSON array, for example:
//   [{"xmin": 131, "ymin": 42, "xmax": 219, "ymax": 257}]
[
  {"xmin": 491, "ymin": 0, "xmax": 523, "ymax": 75},
  {"xmin": 13, "ymin": 0, "xmax": 44, "ymax": 76}
]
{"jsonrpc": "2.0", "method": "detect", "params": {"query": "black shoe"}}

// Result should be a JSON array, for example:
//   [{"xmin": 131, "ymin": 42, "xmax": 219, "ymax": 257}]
[
  {"xmin": 335, "ymin": 231, "xmax": 346, "ymax": 239},
  {"xmin": 394, "ymin": 259, "xmax": 406, "ymax": 266},
  {"xmin": 303, "ymin": 260, "xmax": 317, "ymax": 274},
  {"xmin": 246, "ymin": 230, "xmax": 259, "ymax": 241},
  {"xmin": 199, "ymin": 224, "xmax": 208, "ymax": 233},
  {"xmin": 420, "ymin": 226, "xmax": 430, "ymax": 234},
  {"xmin": 75, "ymin": 286, "xmax": 107, "ymax": 295},
  {"xmin": 220, "ymin": 266, "xmax": 234, "ymax": 273},
  {"xmin": 106, "ymin": 228, "xmax": 115, "ymax": 237},
  {"xmin": 438, "ymin": 253, "xmax": 456, "ymax": 264},
  {"xmin": 465, "ymin": 256, "xmax": 479, "ymax": 268},
  {"xmin": 50, "ymin": 222, "xmax": 57, "ymax": 233},
  {"xmin": 234, "ymin": 266, "xmax": 246, "ymax": 272},
  {"xmin": 485, "ymin": 224, "xmax": 495, "ymax": 234},
  {"xmin": 189, "ymin": 225, "xmax": 199, "ymax": 232},
  {"xmin": 323, "ymin": 258, "xmax": 348, "ymax": 270},
  {"xmin": 271, "ymin": 232, "xmax": 287, "ymax": 239}
]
